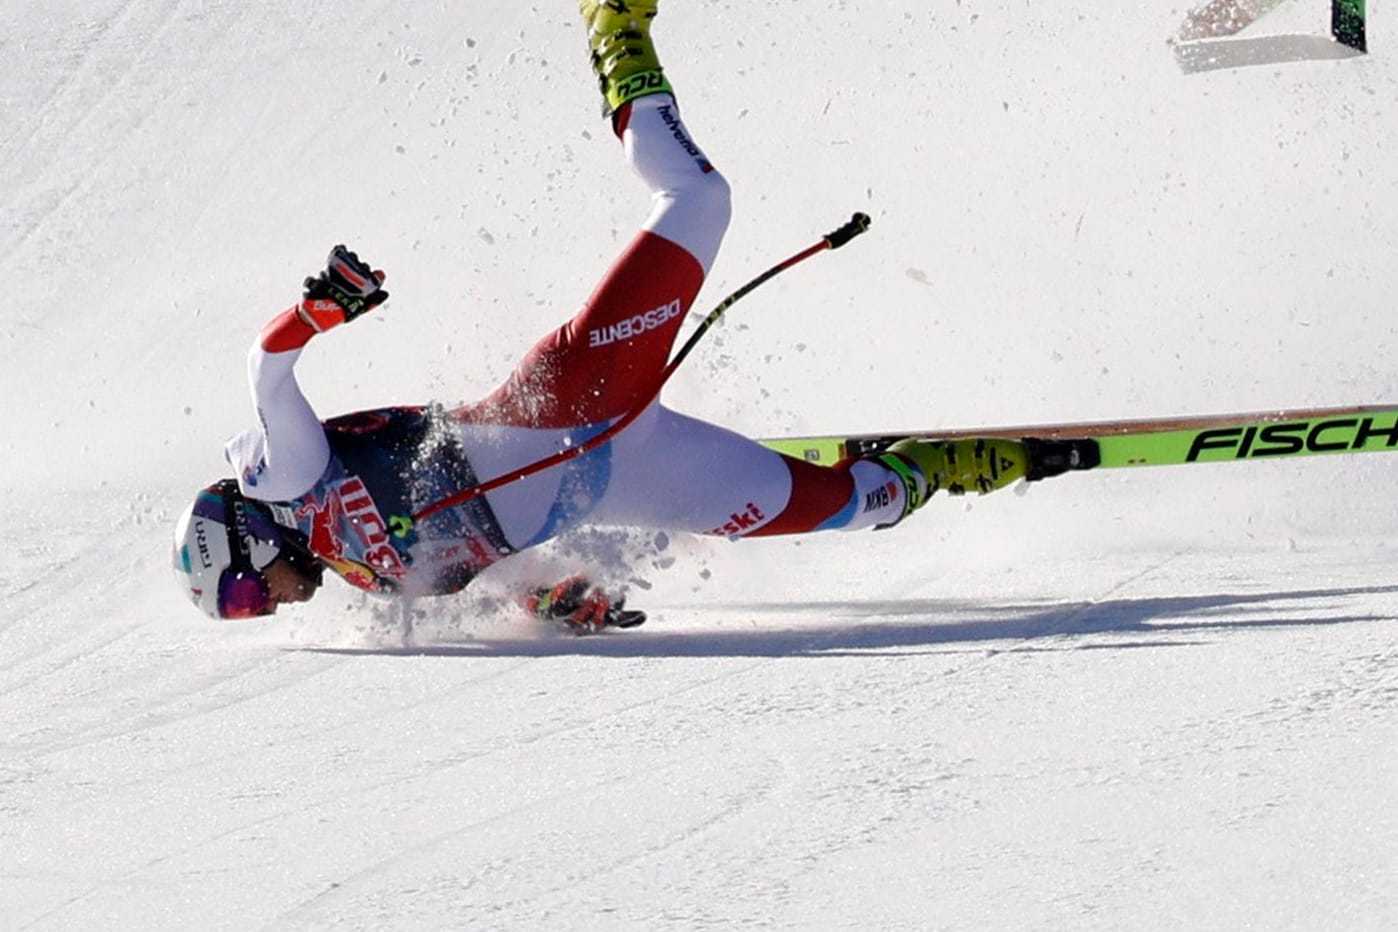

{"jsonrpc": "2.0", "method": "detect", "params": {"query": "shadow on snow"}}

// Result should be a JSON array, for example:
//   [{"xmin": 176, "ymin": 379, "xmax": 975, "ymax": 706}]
[{"xmin": 289, "ymin": 583, "xmax": 1398, "ymax": 660}]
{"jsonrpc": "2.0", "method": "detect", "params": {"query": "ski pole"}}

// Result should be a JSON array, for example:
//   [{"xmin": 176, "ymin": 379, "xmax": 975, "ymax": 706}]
[{"xmin": 403, "ymin": 212, "xmax": 872, "ymax": 533}]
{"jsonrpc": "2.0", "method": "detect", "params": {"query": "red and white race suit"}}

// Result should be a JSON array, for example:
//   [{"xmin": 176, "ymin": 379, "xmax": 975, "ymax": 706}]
[{"xmin": 225, "ymin": 95, "xmax": 911, "ymax": 596}]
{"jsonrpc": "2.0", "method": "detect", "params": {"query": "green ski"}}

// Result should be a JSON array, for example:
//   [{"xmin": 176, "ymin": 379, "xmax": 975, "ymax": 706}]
[{"xmin": 760, "ymin": 404, "xmax": 1398, "ymax": 483}]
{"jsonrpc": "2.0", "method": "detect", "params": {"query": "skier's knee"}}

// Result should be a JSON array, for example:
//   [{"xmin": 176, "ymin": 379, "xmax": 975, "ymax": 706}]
[
  {"xmin": 695, "ymin": 168, "xmax": 732, "ymax": 236},
  {"xmin": 660, "ymin": 169, "xmax": 731, "ymax": 270}
]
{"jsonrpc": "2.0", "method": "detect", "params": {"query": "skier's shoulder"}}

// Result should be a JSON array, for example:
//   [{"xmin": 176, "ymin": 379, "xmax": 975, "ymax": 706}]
[{"xmin": 225, "ymin": 423, "xmax": 331, "ymax": 503}]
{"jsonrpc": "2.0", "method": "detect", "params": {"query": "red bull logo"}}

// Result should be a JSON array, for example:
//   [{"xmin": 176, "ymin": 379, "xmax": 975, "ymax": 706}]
[{"xmin": 296, "ymin": 477, "xmax": 407, "ymax": 592}]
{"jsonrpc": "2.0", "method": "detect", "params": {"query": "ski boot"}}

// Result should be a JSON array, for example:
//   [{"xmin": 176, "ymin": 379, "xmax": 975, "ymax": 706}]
[
  {"xmin": 878, "ymin": 437, "xmax": 1029, "ymax": 524},
  {"xmin": 579, "ymin": 0, "xmax": 672, "ymax": 117}
]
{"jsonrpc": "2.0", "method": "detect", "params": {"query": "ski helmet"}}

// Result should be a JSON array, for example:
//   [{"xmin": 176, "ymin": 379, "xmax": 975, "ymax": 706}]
[{"xmin": 172, "ymin": 479, "xmax": 287, "ymax": 619}]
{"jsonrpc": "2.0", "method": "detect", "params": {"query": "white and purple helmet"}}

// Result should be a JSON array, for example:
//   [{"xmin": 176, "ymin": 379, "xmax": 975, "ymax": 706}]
[{"xmin": 172, "ymin": 480, "xmax": 285, "ymax": 618}]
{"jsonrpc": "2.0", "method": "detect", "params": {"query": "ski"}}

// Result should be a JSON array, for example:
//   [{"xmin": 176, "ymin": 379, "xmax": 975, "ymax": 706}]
[{"xmin": 760, "ymin": 404, "xmax": 1398, "ymax": 482}]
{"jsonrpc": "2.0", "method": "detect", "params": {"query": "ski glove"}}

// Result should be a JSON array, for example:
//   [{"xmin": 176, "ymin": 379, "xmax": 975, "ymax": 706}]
[
  {"xmin": 525, "ymin": 574, "xmax": 644, "ymax": 634},
  {"xmin": 298, "ymin": 245, "xmax": 388, "ymax": 333}
]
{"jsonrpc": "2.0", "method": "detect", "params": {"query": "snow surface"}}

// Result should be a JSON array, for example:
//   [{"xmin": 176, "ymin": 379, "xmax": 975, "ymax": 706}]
[{"xmin": 4, "ymin": 2, "xmax": 1398, "ymax": 929}]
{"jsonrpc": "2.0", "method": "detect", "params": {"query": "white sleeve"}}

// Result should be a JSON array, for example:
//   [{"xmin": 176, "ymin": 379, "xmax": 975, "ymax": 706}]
[{"xmin": 224, "ymin": 344, "xmax": 330, "ymax": 501}]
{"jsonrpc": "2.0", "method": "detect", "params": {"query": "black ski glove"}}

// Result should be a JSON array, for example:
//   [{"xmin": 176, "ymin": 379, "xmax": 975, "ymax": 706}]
[
  {"xmin": 298, "ymin": 245, "xmax": 389, "ymax": 332},
  {"xmin": 525, "ymin": 574, "xmax": 646, "ymax": 633}
]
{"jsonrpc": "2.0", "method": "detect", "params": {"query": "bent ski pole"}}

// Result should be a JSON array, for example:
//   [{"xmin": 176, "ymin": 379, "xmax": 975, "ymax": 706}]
[{"xmin": 403, "ymin": 212, "xmax": 872, "ymax": 533}]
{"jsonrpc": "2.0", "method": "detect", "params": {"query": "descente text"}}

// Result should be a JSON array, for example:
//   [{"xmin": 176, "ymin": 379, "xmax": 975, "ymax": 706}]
[{"xmin": 588, "ymin": 299, "xmax": 683, "ymax": 348}]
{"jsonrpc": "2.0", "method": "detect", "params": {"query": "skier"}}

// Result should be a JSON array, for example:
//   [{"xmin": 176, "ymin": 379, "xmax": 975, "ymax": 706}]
[{"xmin": 172, "ymin": 0, "xmax": 1030, "ymax": 630}]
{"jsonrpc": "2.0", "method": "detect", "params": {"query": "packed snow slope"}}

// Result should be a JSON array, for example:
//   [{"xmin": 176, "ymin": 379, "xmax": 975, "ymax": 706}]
[{"xmin": 4, "ymin": 2, "xmax": 1398, "ymax": 929}]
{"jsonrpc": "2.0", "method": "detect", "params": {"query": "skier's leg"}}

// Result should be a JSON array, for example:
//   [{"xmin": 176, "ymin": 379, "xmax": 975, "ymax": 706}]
[
  {"xmin": 459, "ymin": 3, "xmax": 728, "ymax": 429},
  {"xmin": 752, "ymin": 435, "xmax": 1030, "ymax": 534},
  {"xmin": 594, "ymin": 407, "xmax": 909, "ymax": 535},
  {"xmin": 596, "ymin": 409, "xmax": 1031, "ymax": 536}
]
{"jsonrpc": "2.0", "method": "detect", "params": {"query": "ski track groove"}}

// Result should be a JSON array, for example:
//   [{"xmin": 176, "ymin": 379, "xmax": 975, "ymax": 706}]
[
  {"xmin": 0, "ymin": 552, "xmax": 88, "ymax": 652},
  {"xmin": 3, "ymin": 0, "xmax": 191, "ymax": 332},
  {"xmin": 0, "ymin": 605, "xmax": 153, "ymax": 704},
  {"xmin": 0, "ymin": 511, "xmax": 152, "ymax": 675},
  {"xmin": 0, "ymin": 550, "xmax": 157, "ymax": 712},
  {"xmin": 512, "ymin": 768, "xmax": 785, "ymax": 925},
  {"xmin": 260, "ymin": 553, "xmax": 1200, "ymax": 923},
  {"xmin": 10, "ymin": 651, "xmax": 329, "ymax": 762},
  {"xmin": 249, "ymin": 643, "xmax": 824, "ymax": 924},
  {"xmin": 10, "ymin": 535, "xmax": 1389, "ymax": 927},
  {"xmin": 3, "ymin": 0, "xmax": 159, "ymax": 260},
  {"xmin": 15, "ymin": 646, "xmax": 696, "ymax": 931},
  {"xmin": 90, "ymin": 652, "xmax": 547, "ymax": 794},
  {"xmin": 6, "ymin": 653, "xmax": 560, "ymax": 929},
  {"xmin": 260, "ymin": 582, "xmax": 1125, "ymax": 926},
  {"xmin": 266, "ymin": 723, "xmax": 782, "ymax": 930},
  {"xmin": 261, "ymin": 559, "xmax": 1155, "ymax": 928},
  {"xmin": 928, "ymin": 549, "xmax": 1189, "ymax": 678},
  {"xmin": 1, "ymin": 0, "xmax": 137, "ymax": 162},
  {"xmin": 1241, "ymin": 636, "xmax": 1398, "ymax": 732}
]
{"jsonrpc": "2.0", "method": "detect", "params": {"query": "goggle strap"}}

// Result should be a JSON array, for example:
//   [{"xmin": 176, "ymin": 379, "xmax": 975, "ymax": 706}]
[{"xmin": 217, "ymin": 479, "xmax": 256, "ymax": 574}]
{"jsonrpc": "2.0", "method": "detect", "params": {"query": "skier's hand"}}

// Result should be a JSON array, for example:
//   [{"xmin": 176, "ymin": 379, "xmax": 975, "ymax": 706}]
[
  {"xmin": 298, "ymin": 245, "xmax": 389, "ymax": 333},
  {"xmin": 525, "ymin": 574, "xmax": 622, "ymax": 634}
]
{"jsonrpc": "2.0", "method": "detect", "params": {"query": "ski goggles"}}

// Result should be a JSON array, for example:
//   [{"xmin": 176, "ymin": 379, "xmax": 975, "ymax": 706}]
[
  {"xmin": 213, "ymin": 480, "xmax": 278, "ymax": 619},
  {"xmin": 217, "ymin": 568, "xmax": 274, "ymax": 619}
]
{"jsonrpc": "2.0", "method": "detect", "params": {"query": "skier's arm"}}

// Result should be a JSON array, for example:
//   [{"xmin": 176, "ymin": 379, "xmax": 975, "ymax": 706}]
[
  {"xmin": 227, "ymin": 246, "xmax": 388, "ymax": 501},
  {"xmin": 231, "ymin": 337, "xmax": 330, "ymax": 501}
]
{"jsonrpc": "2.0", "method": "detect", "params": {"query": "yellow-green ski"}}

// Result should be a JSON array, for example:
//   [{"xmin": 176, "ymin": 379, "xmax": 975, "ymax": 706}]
[{"xmin": 761, "ymin": 404, "xmax": 1398, "ymax": 481}]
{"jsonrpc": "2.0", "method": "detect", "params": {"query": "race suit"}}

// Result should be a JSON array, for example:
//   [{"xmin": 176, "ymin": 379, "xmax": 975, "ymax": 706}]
[{"xmin": 225, "ymin": 94, "xmax": 913, "ymax": 598}]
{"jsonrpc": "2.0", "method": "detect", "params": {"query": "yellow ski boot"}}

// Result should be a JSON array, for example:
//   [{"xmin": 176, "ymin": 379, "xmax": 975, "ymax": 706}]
[
  {"xmin": 580, "ymin": 0, "xmax": 672, "ymax": 116},
  {"xmin": 879, "ymin": 437, "xmax": 1029, "ymax": 523}
]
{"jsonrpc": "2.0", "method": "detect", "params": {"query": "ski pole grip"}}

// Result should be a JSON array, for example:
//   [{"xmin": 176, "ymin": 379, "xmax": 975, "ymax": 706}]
[{"xmin": 824, "ymin": 212, "xmax": 872, "ymax": 249}]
